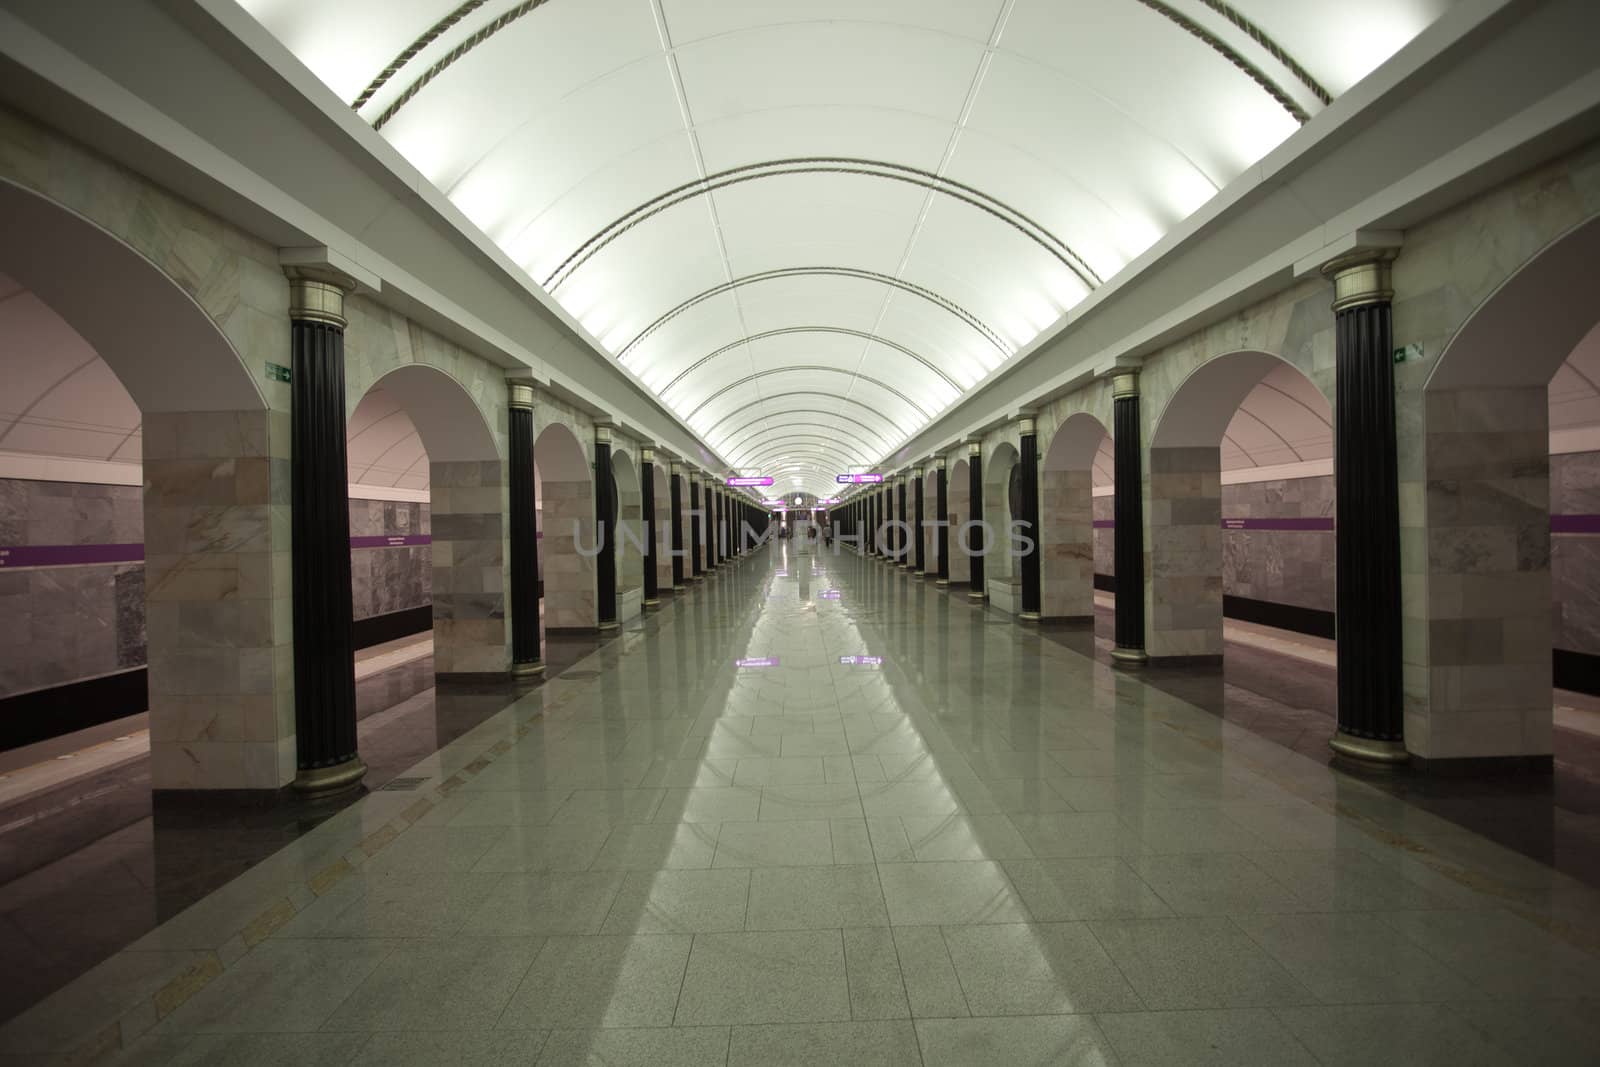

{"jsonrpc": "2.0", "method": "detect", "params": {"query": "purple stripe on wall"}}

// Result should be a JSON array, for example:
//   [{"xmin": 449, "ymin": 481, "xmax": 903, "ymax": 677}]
[
  {"xmin": 0, "ymin": 543, "xmax": 144, "ymax": 567},
  {"xmin": 1222, "ymin": 517, "xmax": 1336, "ymax": 531},
  {"xmin": 1553, "ymin": 514, "xmax": 1600, "ymax": 534}
]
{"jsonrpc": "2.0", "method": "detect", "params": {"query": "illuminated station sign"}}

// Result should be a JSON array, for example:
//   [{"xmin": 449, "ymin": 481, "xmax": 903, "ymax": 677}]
[
  {"xmin": 726, "ymin": 476, "xmax": 774, "ymax": 487},
  {"xmin": 836, "ymin": 473, "xmax": 883, "ymax": 484}
]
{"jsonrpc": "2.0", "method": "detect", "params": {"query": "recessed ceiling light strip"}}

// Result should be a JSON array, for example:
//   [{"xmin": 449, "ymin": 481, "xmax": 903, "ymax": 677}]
[{"xmin": 683, "ymin": 366, "xmax": 934, "ymax": 423}]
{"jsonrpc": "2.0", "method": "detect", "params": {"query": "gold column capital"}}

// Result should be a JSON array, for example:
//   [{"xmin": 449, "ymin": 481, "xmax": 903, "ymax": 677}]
[
  {"xmin": 967, "ymin": 439, "xmax": 982, "ymax": 458},
  {"xmin": 1111, "ymin": 369, "xmax": 1141, "ymax": 399},
  {"xmin": 507, "ymin": 379, "xmax": 535, "ymax": 410},
  {"xmin": 1016, "ymin": 414, "xmax": 1037, "ymax": 435},
  {"xmin": 284, "ymin": 266, "xmax": 354, "ymax": 328},
  {"xmin": 640, "ymin": 446, "xmax": 656, "ymax": 464},
  {"xmin": 1322, "ymin": 248, "xmax": 1398, "ymax": 312},
  {"xmin": 595, "ymin": 424, "xmax": 614, "ymax": 446}
]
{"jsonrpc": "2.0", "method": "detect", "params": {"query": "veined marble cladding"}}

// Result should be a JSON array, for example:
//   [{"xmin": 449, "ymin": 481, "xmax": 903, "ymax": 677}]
[
  {"xmin": 0, "ymin": 484, "xmax": 433, "ymax": 700},
  {"xmin": 0, "ymin": 479, "xmax": 145, "ymax": 698},
  {"xmin": 1095, "ymin": 476, "xmax": 1335, "ymax": 615},
  {"xmin": 348, "ymin": 498, "xmax": 431, "ymax": 621},
  {"xmin": 1223, "ymin": 476, "xmax": 1335, "ymax": 613},
  {"xmin": 431, "ymin": 460, "xmax": 510, "ymax": 673},
  {"xmin": 1554, "ymin": 451, "xmax": 1600, "ymax": 656}
]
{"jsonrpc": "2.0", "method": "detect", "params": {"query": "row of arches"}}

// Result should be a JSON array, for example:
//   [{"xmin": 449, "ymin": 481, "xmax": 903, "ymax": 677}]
[{"xmin": 847, "ymin": 210, "xmax": 1600, "ymax": 767}]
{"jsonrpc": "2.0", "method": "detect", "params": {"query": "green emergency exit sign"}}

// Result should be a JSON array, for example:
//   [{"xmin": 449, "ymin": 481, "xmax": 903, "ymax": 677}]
[
  {"xmin": 1392, "ymin": 343, "xmax": 1422, "ymax": 365},
  {"xmin": 265, "ymin": 362, "xmax": 291, "ymax": 382}
]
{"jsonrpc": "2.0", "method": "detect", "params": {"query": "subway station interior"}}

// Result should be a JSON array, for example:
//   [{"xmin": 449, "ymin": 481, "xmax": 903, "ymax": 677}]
[{"xmin": 2, "ymin": 0, "xmax": 1600, "ymax": 1063}]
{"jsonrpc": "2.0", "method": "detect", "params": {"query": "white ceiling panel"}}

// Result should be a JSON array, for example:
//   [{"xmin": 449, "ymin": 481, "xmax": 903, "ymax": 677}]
[{"xmin": 243, "ymin": 0, "xmax": 1456, "ymax": 497}]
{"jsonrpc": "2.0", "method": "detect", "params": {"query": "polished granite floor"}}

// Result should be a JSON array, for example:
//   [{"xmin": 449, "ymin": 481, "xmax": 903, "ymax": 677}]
[{"xmin": 4, "ymin": 544, "xmax": 1600, "ymax": 1065}]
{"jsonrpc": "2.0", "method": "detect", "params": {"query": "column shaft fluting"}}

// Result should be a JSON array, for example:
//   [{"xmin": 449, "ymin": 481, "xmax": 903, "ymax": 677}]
[
  {"xmin": 595, "ymin": 430, "xmax": 617, "ymax": 629},
  {"xmin": 967, "ymin": 445, "xmax": 985, "ymax": 598},
  {"xmin": 1019, "ymin": 422, "xmax": 1042, "ymax": 619},
  {"xmin": 288, "ymin": 273, "xmax": 363, "ymax": 793},
  {"xmin": 509, "ymin": 384, "xmax": 543, "ymax": 674},
  {"xmin": 1112, "ymin": 373, "xmax": 1147, "ymax": 664},
  {"xmin": 1328, "ymin": 252, "xmax": 1407, "ymax": 763}
]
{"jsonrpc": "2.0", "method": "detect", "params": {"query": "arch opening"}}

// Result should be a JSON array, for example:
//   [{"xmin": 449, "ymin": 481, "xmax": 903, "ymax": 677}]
[{"xmin": 535, "ymin": 422, "xmax": 596, "ymax": 632}]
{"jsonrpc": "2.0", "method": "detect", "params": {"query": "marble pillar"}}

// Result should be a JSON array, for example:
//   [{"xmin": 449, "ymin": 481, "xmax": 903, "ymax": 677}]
[
  {"xmin": 595, "ymin": 427, "xmax": 618, "ymax": 630},
  {"xmin": 507, "ymin": 383, "xmax": 543, "ymax": 675},
  {"xmin": 1019, "ymin": 418, "xmax": 1041, "ymax": 620},
  {"xmin": 286, "ymin": 269, "xmax": 363, "ymax": 794},
  {"xmin": 641, "ymin": 448, "xmax": 659, "ymax": 607},
  {"xmin": 1327, "ymin": 251, "xmax": 1406, "ymax": 764},
  {"xmin": 936, "ymin": 461, "xmax": 950, "ymax": 585},
  {"xmin": 967, "ymin": 442, "xmax": 985, "ymax": 599},
  {"xmin": 1113, "ymin": 372, "xmax": 1148, "ymax": 665},
  {"xmin": 670, "ymin": 464, "xmax": 686, "ymax": 589},
  {"xmin": 913, "ymin": 467, "xmax": 926, "ymax": 574}
]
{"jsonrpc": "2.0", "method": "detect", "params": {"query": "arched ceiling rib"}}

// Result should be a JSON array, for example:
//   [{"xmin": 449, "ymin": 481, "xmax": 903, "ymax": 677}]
[{"xmin": 243, "ymin": 0, "xmax": 1456, "ymax": 497}]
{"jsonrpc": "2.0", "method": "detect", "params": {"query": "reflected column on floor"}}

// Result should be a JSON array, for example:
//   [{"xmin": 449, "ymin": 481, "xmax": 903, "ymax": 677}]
[
  {"xmin": 1326, "ymin": 249, "xmax": 1408, "ymax": 764},
  {"xmin": 936, "ymin": 457, "xmax": 950, "ymax": 585},
  {"xmin": 286, "ymin": 266, "xmax": 364, "ymax": 794},
  {"xmin": 595, "ymin": 425, "xmax": 618, "ymax": 631},
  {"xmin": 508, "ymin": 379, "xmax": 544, "ymax": 676},
  {"xmin": 899, "ymin": 473, "xmax": 911, "ymax": 568},
  {"xmin": 1112, "ymin": 370, "xmax": 1148, "ymax": 666},
  {"xmin": 1019, "ymin": 415, "xmax": 1042, "ymax": 621},
  {"xmin": 967, "ymin": 439, "xmax": 986, "ymax": 599}
]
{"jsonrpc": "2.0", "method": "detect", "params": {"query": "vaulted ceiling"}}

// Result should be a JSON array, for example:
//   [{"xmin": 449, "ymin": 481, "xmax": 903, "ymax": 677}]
[{"xmin": 263, "ymin": 3, "xmax": 1446, "ymax": 495}]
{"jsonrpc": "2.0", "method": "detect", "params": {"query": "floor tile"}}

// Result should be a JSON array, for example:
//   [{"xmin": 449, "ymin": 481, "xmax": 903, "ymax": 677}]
[
  {"xmin": 115, "ymin": 1032, "xmax": 374, "ymax": 1067},
  {"xmin": 324, "ymin": 936, "xmax": 541, "ymax": 1030},
  {"xmin": 1010, "ymin": 812, "xmax": 1139, "ymax": 858},
  {"xmin": 1127, "ymin": 852, "xmax": 1308, "ymax": 914},
  {"xmin": 876, "ymin": 861, "xmax": 1030, "ymax": 926},
  {"xmin": 1088, "ymin": 915, "xmax": 1314, "ymax": 1010},
  {"xmin": 461, "ymin": 871, "xmax": 625, "ymax": 936},
  {"xmin": 535, "ymin": 1027, "xmax": 729, "ymax": 1066},
  {"xmin": 712, "ymin": 820, "xmax": 833, "ymax": 868},
  {"xmin": 843, "ymin": 927, "xmax": 910, "ymax": 1019},
  {"xmin": 675, "ymin": 930, "xmax": 850, "ymax": 1026},
  {"xmin": 900, "ymin": 815, "xmax": 1033, "ymax": 861},
  {"xmin": 745, "ymin": 865, "xmax": 888, "ymax": 929},
  {"xmin": 1096, "ymin": 1008, "xmax": 1317, "ymax": 1066},
  {"xmin": 501, "ymin": 934, "xmax": 692, "ymax": 1029},
  {"xmin": 940, "ymin": 922, "xmax": 1142, "ymax": 1015},
  {"xmin": 1272, "ymin": 1003, "xmax": 1516, "ymax": 1066},
  {"xmin": 602, "ymin": 868, "xmax": 751, "ymax": 934},
  {"xmin": 891, "ymin": 926, "xmax": 970, "ymax": 1018},
  {"xmin": 589, "ymin": 823, "xmax": 718, "ymax": 870},
  {"xmin": 1000, "ymin": 857, "xmax": 1172, "ymax": 921},
  {"xmin": 729, "ymin": 1020, "xmax": 921, "ymax": 1066},
  {"xmin": 1232, "ymin": 911, "xmax": 1475, "ymax": 1003},
  {"xmin": 155, "ymin": 940, "xmax": 395, "ymax": 1034},
  {"xmin": 915, "ymin": 1016, "xmax": 1119, "ymax": 1066},
  {"xmin": 758, "ymin": 783, "xmax": 864, "ymax": 821},
  {"xmin": 351, "ymin": 1030, "xmax": 552, "ymax": 1066},
  {"xmin": 654, "ymin": 787, "xmax": 762, "ymax": 824}
]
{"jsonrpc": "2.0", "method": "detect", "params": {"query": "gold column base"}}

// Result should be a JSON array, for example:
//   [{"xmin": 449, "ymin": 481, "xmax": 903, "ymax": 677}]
[
  {"xmin": 643, "ymin": 598, "xmax": 661, "ymax": 608},
  {"xmin": 967, "ymin": 589, "xmax": 986, "ymax": 600},
  {"xmin": 598, "ymin": 619, "xmax": 620, "ymax": 631},
  {"xmin": 1110, "ymin": 647, "xmax": 1148, "ymax": 667},
  {"xmin": 935, "ymin": 578, "xmax": 950, "ymax": 586},
  {"xmin": 1019, "ymin": 611, "xmax": 1041, "ymax": 623},
  {"xmin": 1330, "ymin": 731, "xmax": 1410, "ymax": 766},
  {"xmin": 293, "ymin": 756, "xmax": 367, "ymax": 797},
  {"xmin": 512, "ymin": 660, "xmax": 545, "ymax": 678}
]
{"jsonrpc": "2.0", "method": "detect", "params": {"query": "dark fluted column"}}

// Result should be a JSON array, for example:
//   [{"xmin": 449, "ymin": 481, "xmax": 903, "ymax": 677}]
[
  {"xmin": 967, "ymin": 441, "xmax": 985, "ymax": 599},
  {"xmin": 1111, "ymin": 371, "xmax": 1147, "ymax": 665},
  {"xmin": 935, "ymin": 459, "xmax": 950, "ymax": 585},
  {"xmin": 286, "ymin": 268, "xmax": 364, "ymax": 795},
  {"xmin": 1019, "ymin": 416, "xmax": 1042, "ymax": 621},
  {"xmin": 703, "ymin": 477, "xmax": 717, "ymax": 571},
  {"xmin": 899, "ymin": 475, "xmax": 911, "ymax": 567},
  {"xmin": 1326, "ymin": 250, "xmax": 1408, "ymax": 765},
  {"xmin": 596, "ymin": 426, "xmax": 618, "ymax": 630},
  {"xmin": 508, "ymin": 380, "xmax": 544, "ymax": 676},
  {"xmin": 641, "ymin": 447, "xmax": 659, "ymax": 607},
  {"xmin": 670, "ymin": 463, "xmax": 686, "ymax": 588},
  {"xmin": 689, "ymin": 473, "xmax": 703, "ymax": 579},
  {"xmin": 913, "ymin": 466, "xmax": 926, "ymax": 574}
]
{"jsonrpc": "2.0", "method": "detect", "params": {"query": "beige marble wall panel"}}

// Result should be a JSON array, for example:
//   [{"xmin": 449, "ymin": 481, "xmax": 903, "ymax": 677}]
[
  {"xmin": 1042, "ymin": 468, "xmax": 1094, "ymax": 620},
  {"xmin": 1147, "ymin": 446, "xmax": 1223, "ymax": 660}
]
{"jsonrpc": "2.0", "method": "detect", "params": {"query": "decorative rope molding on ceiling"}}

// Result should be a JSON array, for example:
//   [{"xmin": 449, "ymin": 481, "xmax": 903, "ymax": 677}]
[
  {"xmin": 618, "ymin": 267, "xmax": 1010, "ymax": 363},
  {"xmin": 700, "ymin": 389, "xmax": 918, "ymax": 440},
  {"xmin": 661, "ymin": 326, "xmax": 963, "ymax": 397},
  {"xmin": 1134, "ymin": 0, "xmax": 1324, "ymax": 123},
  {"xmin": 723, "ymin": 422, "xmax": 884, "ymax": 464},
  {"xmin": 544, "ymin": 158, "xmax": 1102, "ymax": 292},
  {"xmin": 708, "ymin": 399, "xmax": 908, "ymax": 448},
  {"xmin": 684, "ymin": 366, "xmax": 934, "ymax": 423},
  {"xmin": 729, "ymin": 433, "xmax": 877, "ymax": 467}
]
